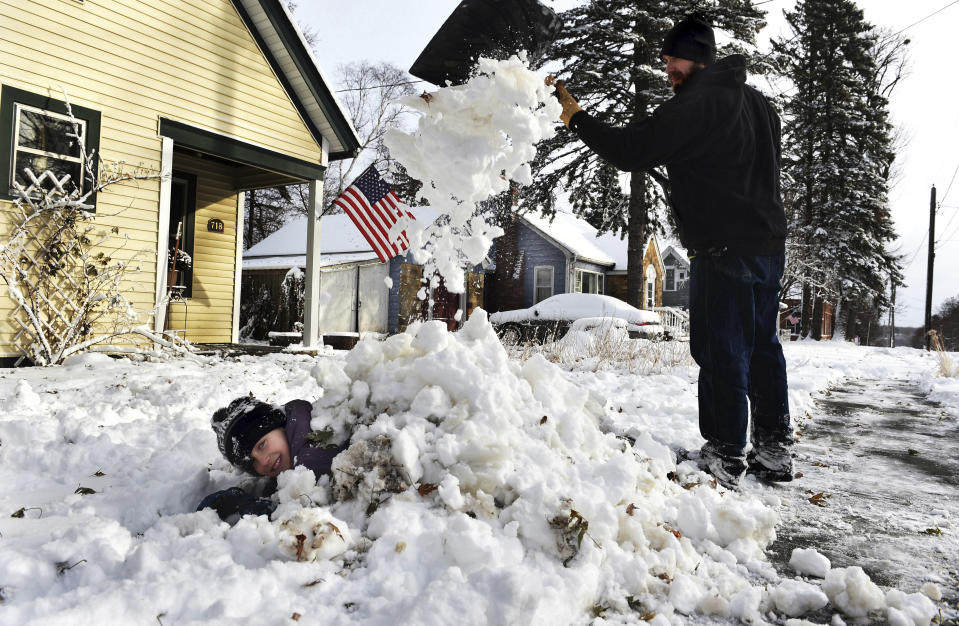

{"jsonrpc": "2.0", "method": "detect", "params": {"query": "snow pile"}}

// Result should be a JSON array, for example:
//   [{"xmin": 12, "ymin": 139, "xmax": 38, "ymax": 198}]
[
  {"xmin": 296, "ymin": 312, "xmax": 792, "ymax": 622},
  {"xmin": 790, "ymin": 547, "xmax": 831, "ymax": 578},
  {"xmin": 384, "ymin": 54, "xmax": 561, "ymax": 293},
  {"xmin": 768, "ymin": 579, "xmax": 829, "ymax": 617}
]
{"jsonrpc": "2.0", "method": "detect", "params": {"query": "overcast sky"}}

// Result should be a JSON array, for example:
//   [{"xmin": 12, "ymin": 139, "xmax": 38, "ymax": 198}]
[{"xmin": 298, "ymin": 0, "xmax": 959, "ymax": 327}]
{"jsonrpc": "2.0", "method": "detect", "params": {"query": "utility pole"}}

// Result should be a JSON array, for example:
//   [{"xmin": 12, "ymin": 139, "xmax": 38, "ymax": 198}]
[
  {"xmin": 923, "ymin": 184, "xmax": 936, "ymax": 350},
  {"xmin": 888, "ymin": 276, "xmax": 896, "ymax": 348}
]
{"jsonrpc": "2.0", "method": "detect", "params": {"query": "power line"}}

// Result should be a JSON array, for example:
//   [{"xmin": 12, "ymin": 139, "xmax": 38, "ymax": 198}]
[
  {"xmin": 904, "ymin": 231, "xmax": 929, "ymax": 268},
  {"xmin": 938, "ymin": 161, "xmax": 959, "ymax": 207},
  {"xmin": 939, "ymin": 212, "xmax": 959, "ymax": 247},
  {"xmin": 335, "ymin": 79, "xmax": 424, "ymax": 93},
  {"xmin": 884, "ymin": 0, "xmax": 959, "ymax": 40},
  {"xmin": 933, "ymin": 162, "xmax": 959, "ymax": 248}
]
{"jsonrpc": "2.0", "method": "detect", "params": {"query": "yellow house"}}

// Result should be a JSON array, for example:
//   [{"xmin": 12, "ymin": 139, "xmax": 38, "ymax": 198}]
[{"xmin": 0, "ymin": 0, "xmax": 360, "ymax": 364}]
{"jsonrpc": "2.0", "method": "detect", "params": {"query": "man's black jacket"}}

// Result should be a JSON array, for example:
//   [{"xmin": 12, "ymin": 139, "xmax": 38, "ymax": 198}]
[{"xmin": 569, "ymin": 54, "xmax": 786, "ymax": 256}]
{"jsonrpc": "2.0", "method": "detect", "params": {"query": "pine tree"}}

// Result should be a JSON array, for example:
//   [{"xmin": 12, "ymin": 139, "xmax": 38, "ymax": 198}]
[
  {"xmin": 524, "ymin": 0, "xmax": 768, "ymax": 307},
  {"xmin": 775, "ymin": 0, "xmax": 904, "ymax": 339}
]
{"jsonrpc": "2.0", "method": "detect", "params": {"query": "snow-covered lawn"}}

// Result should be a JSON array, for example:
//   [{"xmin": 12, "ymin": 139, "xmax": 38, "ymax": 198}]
[{"xmin": 0, "ymin": 313, "xmax": 955, "ymax": 625}]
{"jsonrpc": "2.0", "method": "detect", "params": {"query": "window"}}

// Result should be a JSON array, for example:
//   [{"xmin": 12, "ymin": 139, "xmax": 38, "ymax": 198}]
[
  {"xmin": 665, "ymin": 267, "xmax": 675, "ymax": 291},
  {"xmin": 574, "ymin": 269, "xmax": 603, "ymax": 294},
  {"xmin": 533, "ymin": 266, "xmax": 553, "ymax": 303},
  {"xmin": 645, "ymin": 264, "xmax": 657, "ymax": 309},
  {"xmin": 13, "ymin": 105, "xmax": 86, "ymax": 194},
  {"xmin": 1, "ymin": 86, "xmax": 100, "ymax": 203}
]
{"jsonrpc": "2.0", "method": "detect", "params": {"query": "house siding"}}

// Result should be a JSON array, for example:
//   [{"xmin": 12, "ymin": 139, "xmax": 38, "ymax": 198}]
[
  {"xmin": 0, "ymin": 0, "xmax": 326, "ymax": 354},
  {"xmin": 518, "ymin": 222, "xmax": 567, "ymax": 307}
]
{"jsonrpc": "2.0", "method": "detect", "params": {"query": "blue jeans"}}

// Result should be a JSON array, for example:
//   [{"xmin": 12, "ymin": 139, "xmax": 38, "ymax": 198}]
[{"xmin": 689, "ymin": 253, "xmax": 791, "ymax": 454}]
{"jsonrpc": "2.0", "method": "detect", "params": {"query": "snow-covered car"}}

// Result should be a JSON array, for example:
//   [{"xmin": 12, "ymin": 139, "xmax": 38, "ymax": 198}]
[{"xmin": 489, "ymin": 293, "xmax": 665, "ymax": 344}]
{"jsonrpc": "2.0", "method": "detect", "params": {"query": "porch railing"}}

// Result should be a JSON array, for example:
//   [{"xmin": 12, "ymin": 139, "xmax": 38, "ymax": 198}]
[{"xmin": 652, "ymin": 306, "xmax": 690, "ymax": 339}]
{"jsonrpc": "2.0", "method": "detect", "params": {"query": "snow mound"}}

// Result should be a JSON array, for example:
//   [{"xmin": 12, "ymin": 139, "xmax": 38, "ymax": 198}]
[
  {"xmin": 309, "ymin": 311, "xmax": 787, "ymax": 621},
  {"xmin": 276, "ymin": 508, "xmax": 351, "ymax": 562},
  {"xmin": 822, "ymin": 566, "xmax": 886, "ymax": 617},
  {"xmin": 885, "ymin": 589, "xmax": 937, "ymax": 626},
  {"xmin": 790, "ymin": 547, "xmax": 831, "ymax": 578},
  {"xmin": 769, "ymin": 579, "xmax": 829, "ymax": 617}
]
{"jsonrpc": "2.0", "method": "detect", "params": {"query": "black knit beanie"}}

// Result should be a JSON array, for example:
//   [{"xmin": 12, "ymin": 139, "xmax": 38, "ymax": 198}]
[
  {"xmin": 211, "ymin": 396, "xmax": 287, "ymax": 474},
  {"xmin": 660, "ymin": 14, "xmax": 716, "ymax": 65}
]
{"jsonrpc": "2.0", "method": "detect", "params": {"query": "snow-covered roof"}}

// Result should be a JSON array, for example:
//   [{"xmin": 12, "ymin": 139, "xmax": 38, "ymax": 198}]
[
  {"xmin": 244, "ymin": 206, "xmax": 442, "ymax": 269},
  {"xmin": 521, "ymin": 210, "xmax": 617, "ymax": 267},
  {"xmin": 243, "ymin": 251, "xmax": 380, "ymax": 271},
  {"xmin": 231, "ymin": 0, "xmax": 360, "ymax": 160},
  {"xmin": 245, "ymin": 213, "xmax": 373, "ymax": 258},
  {"xmin": 521, "ymin": 209, "xmax": 662, "ymax": 272},
  {"xmin": 661, "ymin": 245, "xmax": 690, "ymax": 268}
]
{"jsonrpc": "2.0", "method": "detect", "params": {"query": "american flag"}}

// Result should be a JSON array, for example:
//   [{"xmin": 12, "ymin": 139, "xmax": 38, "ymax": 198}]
[{"xmin": 333, "ymin": 166, "xmax": 414, "ymax": 262}]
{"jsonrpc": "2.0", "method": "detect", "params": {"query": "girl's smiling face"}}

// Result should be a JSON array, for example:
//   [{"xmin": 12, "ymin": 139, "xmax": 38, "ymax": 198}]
[{"xmin": 250, "ymin": 428, "xmax": 292, "ymax": 477}]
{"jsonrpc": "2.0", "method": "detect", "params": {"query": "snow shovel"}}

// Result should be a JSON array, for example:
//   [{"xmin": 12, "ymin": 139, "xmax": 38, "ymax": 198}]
[{"xmin": 408, "ymin": 0, "xmax": 562, "ymax": 86}]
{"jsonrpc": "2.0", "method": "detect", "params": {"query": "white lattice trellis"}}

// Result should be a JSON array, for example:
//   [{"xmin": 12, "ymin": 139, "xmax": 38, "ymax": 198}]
[{"xmin": 4, "ymin": 170, "xmax": 93, "ymax": 362}]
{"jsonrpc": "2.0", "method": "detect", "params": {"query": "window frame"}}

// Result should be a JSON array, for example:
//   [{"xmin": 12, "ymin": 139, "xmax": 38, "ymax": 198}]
[
  {"xmin": 168, "ymin": 172, "xmax": 198, "ymax": 299},
  {"xmin": 664, "ymin": 267, "xmax": 675, "ymax": 291},
  {"xmin": 574, "ymin": 268, "xmax": 603, "ymax": 295},
  {"xmin": 645, "ymin": 264, "xmax": 657, "ymax": 309},
  {"xmin": 533, "ymin": 265, "xmax": 554, "ymax": 304},
  {"xmin": 0, "ymin": 85, "xmax": 101, "ymax": 206}
]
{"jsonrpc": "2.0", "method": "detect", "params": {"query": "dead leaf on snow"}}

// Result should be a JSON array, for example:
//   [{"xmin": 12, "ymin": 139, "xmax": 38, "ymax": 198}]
[
  {"xmin": 295, "ymin": 534, "xmax": 307, "ymax": 561},
  {"xmin": 417, "ymin": 483, "xmax": 438, "ymax": 496}
]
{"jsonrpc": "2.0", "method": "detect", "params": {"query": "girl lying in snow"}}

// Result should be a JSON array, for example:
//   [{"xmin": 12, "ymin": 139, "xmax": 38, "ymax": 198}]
[{"xmin": 197, "ymin": 396, "xmax": 346, "ymax": 522}]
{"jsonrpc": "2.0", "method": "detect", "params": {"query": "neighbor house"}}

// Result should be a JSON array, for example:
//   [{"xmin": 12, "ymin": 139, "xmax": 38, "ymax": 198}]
[
  {"xmin": 0, "ymin": 0, "xmax": 360, "ymax": 364},
  {"xmin": 241, "ymin": 205, "xmax": 488, "ymax": 338},
  {"xmin": 661, "ymin": 245, "xmax": 690, "ymax": 308},
  {"xmin": 242, "ymin": 213, "xmax": 388, "ymax": 340},
  {"xmin": 503, "ymin": 209, "xmax": 666, "ymax": 311}
]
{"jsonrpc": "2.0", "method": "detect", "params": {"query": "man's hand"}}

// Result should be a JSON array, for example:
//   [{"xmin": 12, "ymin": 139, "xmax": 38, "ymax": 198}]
[{"xmin": 546, "ymin": 75, "xmax": 582, "ymax": 128}]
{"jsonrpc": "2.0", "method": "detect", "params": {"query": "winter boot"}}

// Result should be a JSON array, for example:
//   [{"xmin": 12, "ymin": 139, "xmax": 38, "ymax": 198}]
[
  {"xmin": 679, "ymin": 441, "xmax": 747, "ymax": 490},
  {"xmin": 747, "ymin": 441, "xmax": 794, "ymax": 483}
]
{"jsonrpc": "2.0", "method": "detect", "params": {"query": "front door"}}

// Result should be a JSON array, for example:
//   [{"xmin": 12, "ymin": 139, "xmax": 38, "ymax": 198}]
[{"xmin": 167, "ymin": 172, "xmax": 196, "ymax": 298}]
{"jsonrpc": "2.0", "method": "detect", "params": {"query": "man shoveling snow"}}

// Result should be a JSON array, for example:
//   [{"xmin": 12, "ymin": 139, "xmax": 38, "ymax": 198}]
[{"xmin": 551, "ymin": 14, "xmax": 793, "ymax": 489}]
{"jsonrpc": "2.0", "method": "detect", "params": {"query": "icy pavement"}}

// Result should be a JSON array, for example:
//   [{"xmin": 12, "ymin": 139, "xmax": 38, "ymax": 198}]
[{"xmin": 766, "ymin": 377, "xmax": 959, "ymax": 604}]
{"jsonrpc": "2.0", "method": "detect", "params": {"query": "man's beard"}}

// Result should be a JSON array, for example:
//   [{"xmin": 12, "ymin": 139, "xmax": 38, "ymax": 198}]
[{"xmin": 669, "ymin": 67, "xmax": 700, "ymax": 92}]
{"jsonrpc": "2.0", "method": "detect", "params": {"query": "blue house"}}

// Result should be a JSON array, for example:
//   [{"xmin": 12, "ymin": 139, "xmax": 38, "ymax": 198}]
[{"xmin": 492, "ymin": 209, "xmax": 666, "ymax": 312}]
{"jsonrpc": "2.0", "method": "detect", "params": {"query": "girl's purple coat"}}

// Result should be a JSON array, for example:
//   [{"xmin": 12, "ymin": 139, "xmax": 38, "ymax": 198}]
[{"xmin": 282, "ymin": 400, "xmax": 343, "ymax": 477}]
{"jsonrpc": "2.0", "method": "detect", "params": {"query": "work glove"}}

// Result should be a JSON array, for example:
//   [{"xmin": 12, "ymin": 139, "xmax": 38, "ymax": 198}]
[
  {"xmin": 546, "ymin": 76, "xmax": 582, "ymax": 128},
  {"xmin": 197, "ymin": 487, "xmax": 276, "ymax": 523}
]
